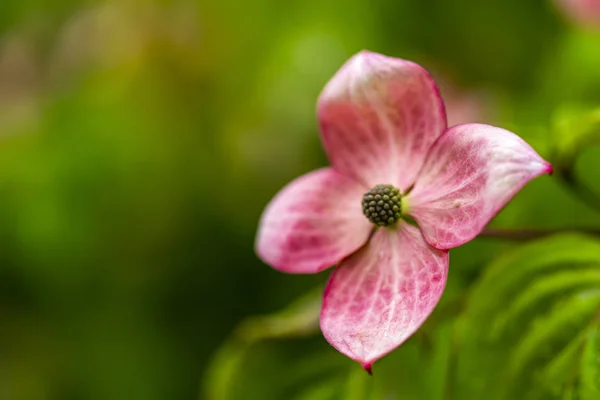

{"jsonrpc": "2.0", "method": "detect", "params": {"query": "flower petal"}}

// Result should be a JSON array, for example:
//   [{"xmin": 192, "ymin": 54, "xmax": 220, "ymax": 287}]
[
  {"xmin": 406, "ymin": 123, "xmax": 553, "ymax": 250},
  {"xmin": 317, "ymin": 51, "xmax": 447, "ymax": 191},
  {"xmin": 320, "ymin": 223, "xmax": 449, "ymax": 369},
  {"xmin": 256, "ymin": 168, "xmax": 372, "ymax": 274}
]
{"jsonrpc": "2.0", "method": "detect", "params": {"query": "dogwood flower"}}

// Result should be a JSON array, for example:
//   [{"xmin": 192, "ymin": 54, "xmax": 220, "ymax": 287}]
[{"xmin": 255, "ymin": 51, "xmax": 552, "ymax": 372}]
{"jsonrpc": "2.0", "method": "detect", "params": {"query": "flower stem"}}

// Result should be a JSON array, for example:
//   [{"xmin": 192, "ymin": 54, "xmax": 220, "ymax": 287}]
[{"xmin": 480, "ymin": 227, "xmax": 600, "ymax": 241}]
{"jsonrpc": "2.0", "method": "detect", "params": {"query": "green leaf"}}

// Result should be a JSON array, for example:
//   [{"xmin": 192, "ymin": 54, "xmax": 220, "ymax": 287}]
[
  {"xmin": 552, "ymin": 105, "xmax": 600, "ymax": 170},
  {"xmin": 291, "ymin": 380, "xmax": 342, "ymax": 400},
  {"xmin": 201, "ymin": 283, "xmax": 453, "ymax": 400},
  {"xmin": 455, "ymin": 234, "xmax": 600, "ymax": 400},
  {"xmin": 579, "ymin": 329, "xmax": 600, "ymax": 400},
  {"xmin": 201, "ymin": 286, "xmax": 349, "ymax": 400},
  {"xmin": 509, "ymin": 291, "xmax": 600, "ymax": 399}
]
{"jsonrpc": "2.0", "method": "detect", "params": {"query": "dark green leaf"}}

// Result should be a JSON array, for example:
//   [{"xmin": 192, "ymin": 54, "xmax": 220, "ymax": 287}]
[{"xmin": 455, "ymin": 234, "xmax": 600, "ymax": 400}]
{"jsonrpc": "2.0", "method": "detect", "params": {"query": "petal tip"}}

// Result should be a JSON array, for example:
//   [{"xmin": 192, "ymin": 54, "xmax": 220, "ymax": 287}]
[
  {"xmin": 356, "ymin": 49, "xmax": 376, "ymax": 58},
  {"xmin": 354, "ymin": 49, "xmax": 385, "ymax": 64},
  {"xmin": 320, "ymin": 226, "xmax": 449, "ymax": 373},
  {"xmin": 317, "ymin": 51, "xmax": 375, "ymax": 105},
  {"xmin": 406, "ymin": 124, "xmax": 555, "ymax": 249}
]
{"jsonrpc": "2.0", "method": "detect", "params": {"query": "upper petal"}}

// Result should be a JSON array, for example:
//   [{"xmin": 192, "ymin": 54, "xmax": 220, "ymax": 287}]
[
  {"xmin": 406, "ymin": 123, "xmax": 553, "ymax": 250},
  {"xmin": 317, "ymin": 51, "xmax": 447, "ymax": 191},
  {"xmin": 255, "ymin": 168, "xmax": 372, "ymax": 274},
  {"xmin": 320, "ymin": 223, "xmax": 449, "ymax": 369}
]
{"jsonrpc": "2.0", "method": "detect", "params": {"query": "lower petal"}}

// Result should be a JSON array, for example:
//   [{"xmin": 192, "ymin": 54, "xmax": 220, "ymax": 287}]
[
  {"xmin": 406, "ymin": 123, "xmax": 552, "ymax": 250},
  {"xmin": 320, "ymin": 223, "xmax": 449, "ymax": 369},
  {"xmin": 256, "ymin": 168, "xmax": 372, "ymax": 274}
]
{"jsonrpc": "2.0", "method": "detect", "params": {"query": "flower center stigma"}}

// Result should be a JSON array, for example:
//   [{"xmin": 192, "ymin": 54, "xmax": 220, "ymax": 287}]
[{"xmin": 361, "ymin": 184, "xmax": 402, "ymax": 226}]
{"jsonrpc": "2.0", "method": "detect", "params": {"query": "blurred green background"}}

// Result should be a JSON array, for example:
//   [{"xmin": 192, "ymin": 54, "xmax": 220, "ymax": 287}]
[{"xmin": 1, "ymin": 0, "xmax": 600, "ymax": 399}]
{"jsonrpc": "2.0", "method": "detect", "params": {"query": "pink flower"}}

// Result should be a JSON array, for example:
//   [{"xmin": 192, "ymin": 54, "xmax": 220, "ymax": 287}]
[
  {"xmin": 255, "ymin": 51, "xmax": 552, "ymax": 372},
  {"xmin": 553, "ymin": 0, "xmax": 600, "ymax": 28}
]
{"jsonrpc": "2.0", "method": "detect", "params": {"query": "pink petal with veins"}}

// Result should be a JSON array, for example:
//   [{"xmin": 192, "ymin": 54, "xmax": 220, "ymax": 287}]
[
  {"xmin": 317, "ymin": 51, "xmax": 447, "ymax": 191},
  {"xmin": 407, "ymin": 123, "xmax": 552, "ymax": 250},
  {"xmin": 256, "ymin": 168, "xmax": 372, "ymax": 274},
  {"xmin": 320, "ymin": 223, "xmax": 448, "ymax": 369}
]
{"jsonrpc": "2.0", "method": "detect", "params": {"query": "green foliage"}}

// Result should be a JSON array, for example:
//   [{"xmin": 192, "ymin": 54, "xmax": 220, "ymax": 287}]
[
  {"xmin": 455, "ymin": 234, "xmax": 600, "ymax": 400},
  {"xmin": 553, "ymin": 105, "xmax": 600, "ymax": 170},
  {"xmin": 202, "ymin": 287, "xmax": 352, "ymax": 400},
  {"xmin": 203, "ymin": 287, "xmax": 323, "ymax": 400},
  {"xmin": 211, "ymin": 235, "xmax": 600, "ymax": 400},
  {"xmin": 203, "ymin": 286, "xmax": 456, "ymax": 400}
]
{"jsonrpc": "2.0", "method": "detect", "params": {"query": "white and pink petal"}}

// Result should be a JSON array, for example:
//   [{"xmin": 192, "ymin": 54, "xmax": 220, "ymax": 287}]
[
  {"xmin": 406, "ymin": 123, "xmax": 552, "ymax": 250},
  {"xmin": 255, "ymin": 168, "xmax": 372, "ymax": 274},
  {"xmin": 317, "ymin": 51, "xmax": 447, "ymax": 191},
  {"xmin": 320, "ymin": 223, "xmax": 449, "ymax": 370}
]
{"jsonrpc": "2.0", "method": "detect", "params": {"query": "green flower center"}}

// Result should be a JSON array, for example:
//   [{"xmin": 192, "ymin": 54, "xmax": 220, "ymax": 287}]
[{"xmin": 361, "ymin": 184, "xmax": 402, "ymax": 226}]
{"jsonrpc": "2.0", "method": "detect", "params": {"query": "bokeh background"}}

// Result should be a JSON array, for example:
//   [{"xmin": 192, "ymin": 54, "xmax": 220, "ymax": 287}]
[{"xmin": 1, "ymin": 0, "xmax": 600, "ymax": 399}]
